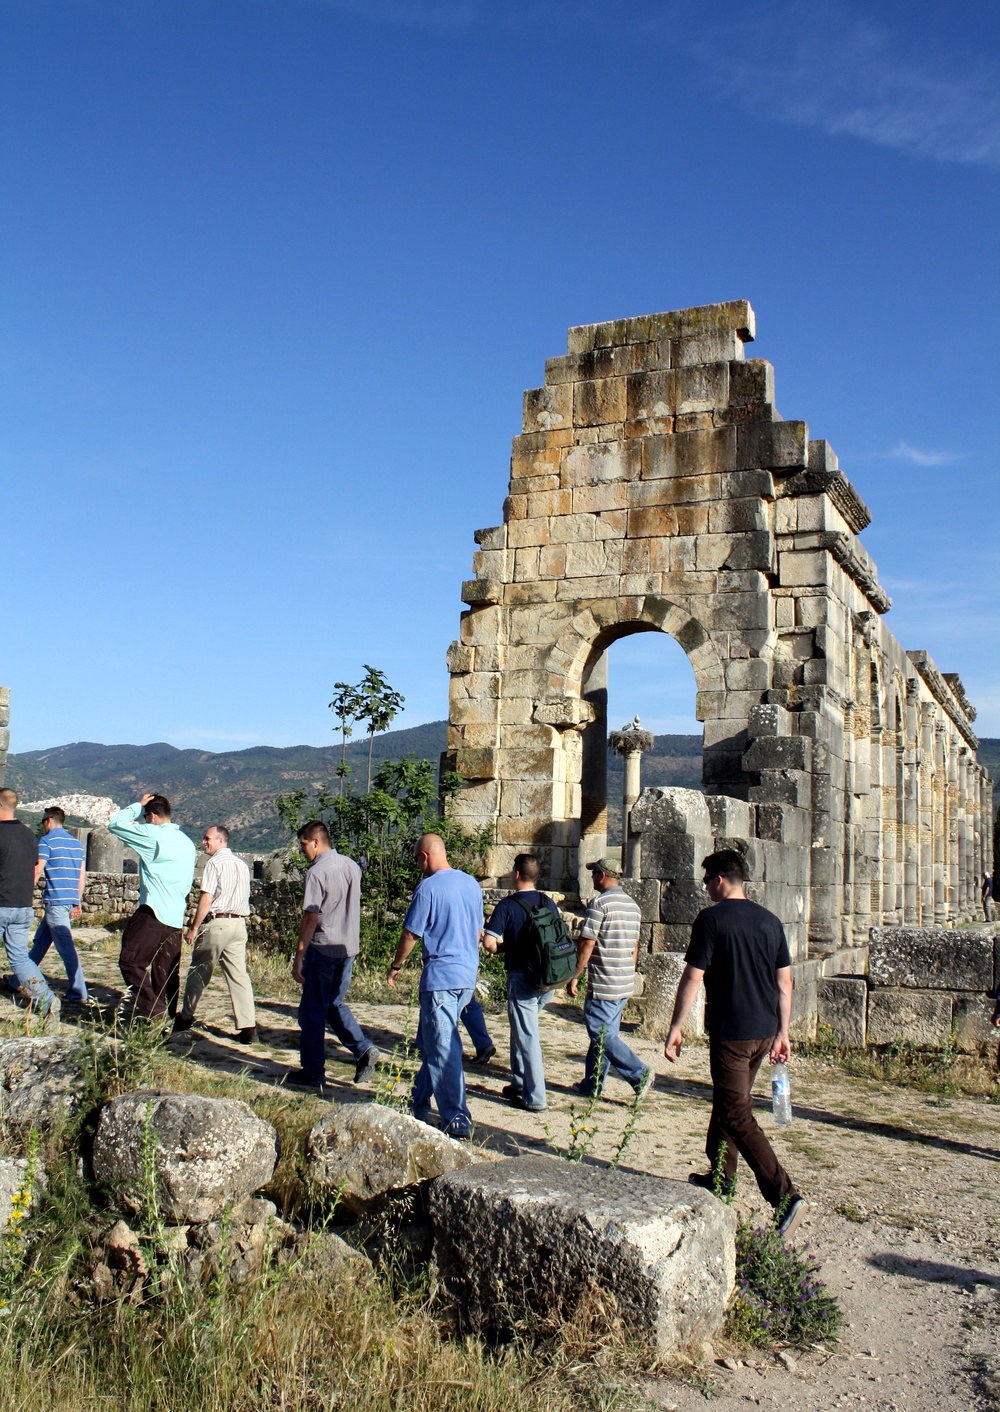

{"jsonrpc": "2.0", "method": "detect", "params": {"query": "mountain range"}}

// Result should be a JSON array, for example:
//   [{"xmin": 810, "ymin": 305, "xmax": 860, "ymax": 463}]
[{"xmin": 7, "ymin": 725, "xmax": 997, "ymax": 852}]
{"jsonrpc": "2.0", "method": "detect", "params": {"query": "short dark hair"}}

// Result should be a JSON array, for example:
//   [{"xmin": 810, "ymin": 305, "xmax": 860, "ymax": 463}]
[
  {"xmin": 513, "ymin": 852, "xmax": 541, "ymax": 883},
  {"xmin": 701, "ymin": 849, "xmax": 746, "ymax": 883},
  {"xmin": 212, "ymin": 825, "xmax": 230, "ymax": 846},
  {"xmin": 43, "ymin": 807, "xmax": 66, "ymax": 825},
  {"xmin": 144, "ymin": 795, "xmax": 172, "ymax": 819},
  {"xmin": 298, "ymin": 820, "xmax": 330, "ymax": 846}
]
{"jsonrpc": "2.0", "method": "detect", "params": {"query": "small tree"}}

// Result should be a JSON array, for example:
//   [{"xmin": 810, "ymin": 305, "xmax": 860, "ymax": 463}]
[
  {"xmin": 357, "ymin": 664, "xmax": 405, "ymax": 791},
  {"xmin": 329, "ymin": 681, "xmax": 366, "ymax": 797}
]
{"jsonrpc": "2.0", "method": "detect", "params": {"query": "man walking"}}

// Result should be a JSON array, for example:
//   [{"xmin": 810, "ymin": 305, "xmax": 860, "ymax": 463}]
[
  {"xmin": 567, "ymin": 858, "xmax": 652, "ymax": 1100},
  {"xmin": 109, "ymin": 794, "xmax": 196, "ymax": 1021},
  {"xmin": 30, "ymin": 807, "xmax": 89, "ymax": 1005},
  {"xmin": 291, "ymin": 820, "xmax": 381, "ymax": 1091},
  {"xmin": 0, "ymin": 788, "xmax": 60, "ymax": 1022},
  {"xmin": 387, "ymin": 833, "xmax": 483, "ymax": 1137},
  {"xmin": 663, "ymin": 849, "xmax": 804, "ymax": 1238},
  {"xmin": 482, "ymin": 852, "xmax": 560, "ymax": 1112},
  {"xmin": 173, "ymin": 825, "xmax": 256, "ymax": 1043}
]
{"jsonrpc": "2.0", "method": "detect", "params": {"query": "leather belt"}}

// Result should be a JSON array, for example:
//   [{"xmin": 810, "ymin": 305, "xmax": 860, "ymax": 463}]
[{"xmin": 208, "ymin": 912, "xmax": 246, "ymax": 919}]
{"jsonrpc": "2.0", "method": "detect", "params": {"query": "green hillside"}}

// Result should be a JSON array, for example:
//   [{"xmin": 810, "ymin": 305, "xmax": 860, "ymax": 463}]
[{"xmin": 7, "ymin": 727, "xmax": 996, "ymax": 853}]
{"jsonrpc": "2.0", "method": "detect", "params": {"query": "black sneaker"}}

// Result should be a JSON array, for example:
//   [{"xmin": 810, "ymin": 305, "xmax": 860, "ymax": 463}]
[
  {"xmin": 507, "ymin": 1092, "xmax": 545, "ymax": 1113},
  {"xmin": 688, "ymin": 1171, "xmax": 737, "ymax": 1199},
  {"xmin": 501, "ymin": 1083, "xmax": 522, "ymax": 1100},
  {"xmin": 472, "ymin": 1043, "xmax": 497, "ymax": 1064},
  {"xmin": 234, "ymin": 1027, "xmax": 257, "ymax": 1045},
  {"xmin": 285, "ymin": 1069, "xmax": 326, "ymax": 1094},
  {"xmin": 775, "ymin": 1195, "xmax": 806, "ymax": 1238},
  {"xmin": 172, "ymin": 1015, "xmax": 195, "ymax": 1036},
  {"xmin": 354, "ymin": 1047, "xmax": 382, "ymax": 1085}
]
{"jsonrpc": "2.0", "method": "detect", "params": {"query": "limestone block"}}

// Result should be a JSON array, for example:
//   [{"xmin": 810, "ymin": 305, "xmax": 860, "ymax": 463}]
[
  {"xmin": 748, "ymin": 770, "xmax": 809, "ymax": 808},
  {"xmin": 445, "ymin": 642, "xmax": 475, "ymax": 674},
  {"xmin": 694, "ymin": 532, "xmax": 734, "ymax": 571},
  {"xmin": 455, "ymin": 747, "xmax": 497, "ymax": 781},
  {"xmin": 93, "ymin": 1093, "xmax": 278, "ymax": 1223},
  {"xmin": 660, "ymin": 880, "xmax": 712, "ymax": 925},
  {"xmin": 430, "ymin": 1155, "xmax": 736, "ymax": 1355},
  {"xmin": 507, "ymin": 517, "xmax": 551, "ymax": 549},
  {"xmin": 630, "ymin": 787, "xmax": 712, "ymax": 839},
  {"xmin": 0, "ymin": 1037, "xmax": 112, "ymax": 1128},
  {"xmin": 308, "ymin": 1104, "xmax": 482, "ymax": 1215},
  {"xmin": 622, "ymin": 877, "xmax": 660, "ymax": 923},
  {"xmin": 728, "ymin": 359, "xmax": 775, "ymax": 409},
  {"xmin": 674, "ymin": 362, "xmax": 728, "ymax": 415},
  {"xmin": 747, "ymin": 703, "xmax": 790, "ymax": 738},
  {"xmin": 678, "ymin": 299, "xmax": 755, "ymax": 340},
  {"xmin": 735, "ymin": 421, "xmax": 808, "ymax": 472},
  {"xmin": 672, "ymin": 328, "xmax": 743, "ymax": 366},
  {"xmin": 0, "ymin": 1156, "xmax": 46, "ymax": 1235},
  {"xmin": 638, "ymin": 953, "xmax": 705, "ymax": 1038},
  {"xmin": 459, "ymin": 605, "xmax": 503, "ymax": 647},
  {"xmin": 523, "ymin": 383, "xmax": 572, "ymax": 433},
  {"xmin": 642, "ymin": 427, "xmax": 735, "ymax": 480},
  {"xmin": 572, "ymin": 482, "xmax": 627, "ymax": 514},
  {"xmin": 565, "ymin": 540, "xmax": 620, "ymax": 578},
  {"xmin": 704, "ymin": 592, "xmax": 771, "ymax": 632},
  {"xmin": 724, "ymin": 657, "xmax": 770, "ymax": 691},
  {"xmin": 951, "ymin": 994, "xmax": 996, "ymax": 1054},
  {"xmin": 865, "ymin": 989, "xmax": 953, "ymax": 1049},
  {"xmin": 561, "ymin": 441, "xmax": 638, "ymax": 487},
  {"xmin": 574, "ymin": 377, "xmax": 626, "ymax": 427},
  {"xmin": 626, "ymin": 370, "xmax": 676, "ymax": 426},
  {"xmin": 817, "ymin": 976, "xmax": 867, "ymax": 1047},
  {"xmin": 777, "ymin": 550, "xmax": 829, "ymax": 588},
  {"xmin": 705, "ymin": 796, "xmax": 752, "ymax": 838},
  {"xmin": 743, "ymin": 736, "xmax": 810, "ymax": 773},
  {"xmin": 628, "ymin": 504, "xmax": 679, "ymax": 540},
  {"xmin": 868, "ymin": 927, "xmax": 994, "ymax": 991}
]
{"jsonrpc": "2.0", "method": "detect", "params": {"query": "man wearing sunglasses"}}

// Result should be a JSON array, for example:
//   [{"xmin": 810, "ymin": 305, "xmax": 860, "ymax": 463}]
[{"xmin": 662, "ymin": 849, "xmax": 804, "ymax": 1239}]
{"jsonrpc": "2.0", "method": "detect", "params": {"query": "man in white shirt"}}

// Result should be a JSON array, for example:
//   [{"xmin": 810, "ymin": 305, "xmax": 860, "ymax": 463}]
[{"xmin": 173, "ymin": 825, "xmax": 256, "ymax": 1043}]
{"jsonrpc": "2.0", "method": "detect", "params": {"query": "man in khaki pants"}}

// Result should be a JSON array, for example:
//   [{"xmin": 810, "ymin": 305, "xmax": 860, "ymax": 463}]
[{"xmin": 173, "ymin": 825, "xmax": 256, "ymax": 1043}]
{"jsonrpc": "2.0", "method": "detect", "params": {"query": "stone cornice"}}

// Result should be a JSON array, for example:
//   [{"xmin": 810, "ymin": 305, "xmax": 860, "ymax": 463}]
[
  {"xmin": 818, "ymin": 532, "xmax": 891, "ymax": 614},
  {"xmin": 783, "ymin": 469, "xmax": 872, "ymax": 534},
  {"xmin": 907, "ymin": 651, "xmax": 979, "ymax": 749}
]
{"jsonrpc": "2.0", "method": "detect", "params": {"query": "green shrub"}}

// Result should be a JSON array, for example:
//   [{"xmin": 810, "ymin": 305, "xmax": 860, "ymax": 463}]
[{"xmin": 726, "ymin": 1211, "xmax": 842, "ymax": 1347}]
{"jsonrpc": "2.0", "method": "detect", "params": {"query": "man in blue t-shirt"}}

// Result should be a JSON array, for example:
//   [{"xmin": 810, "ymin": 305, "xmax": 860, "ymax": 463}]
[
  {"xmin": 482, "ymin": 852, "xmax": 561, "ymax": 1112},
  {"xmin": 30, "ymin": 807, "xmax": 89, "ymax": 1005},
  {"xmin": 387, "ymin": 833, "xmax": 484, "ymax": 1137}
]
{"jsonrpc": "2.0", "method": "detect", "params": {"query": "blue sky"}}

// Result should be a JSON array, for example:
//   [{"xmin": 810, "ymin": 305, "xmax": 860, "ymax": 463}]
[{"xmin": 2, "ymin": 0, "xmax": 997, "ymax": 752}]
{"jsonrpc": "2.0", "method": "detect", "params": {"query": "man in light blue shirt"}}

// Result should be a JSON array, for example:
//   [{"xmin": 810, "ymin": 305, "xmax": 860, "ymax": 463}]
[
  {"xmin": 109, "ymin": 793, "xmax": 196, "ymax": 1020},
  {"xmin": 387, "ymin": 833, "xmax": 484, "ymax": 1137},
  {"xmin": 29, "ymin": 807, "xmax": 89, "ymax": 1004}
]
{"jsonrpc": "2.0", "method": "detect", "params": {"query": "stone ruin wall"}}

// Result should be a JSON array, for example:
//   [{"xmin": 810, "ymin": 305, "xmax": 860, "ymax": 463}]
[
  {"xmin": 0, "ymin": 687, "xmax": 9, "ymax": 786},
  {"xmin": 444, "ymin": 300, "xmax": 992, "ymax": 977}
]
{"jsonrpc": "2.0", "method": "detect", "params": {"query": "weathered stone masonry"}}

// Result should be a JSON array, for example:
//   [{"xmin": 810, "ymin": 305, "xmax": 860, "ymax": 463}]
[{"xmin": 444, "ymin": 301, "xmax": 992, "ymax": 966}]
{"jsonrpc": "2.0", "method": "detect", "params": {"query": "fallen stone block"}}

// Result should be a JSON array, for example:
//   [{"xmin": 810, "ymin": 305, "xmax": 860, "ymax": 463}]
[
  {"xmin": 638, "ymin": 953, "xmax": 704, "ymax": 1040},
  {"xmin": 951, "ymin": 994, "xmax": 996, "ymax": 1055},
  {"xmin": 0, "ymin": 1155, "xmax": 47, "ymax": 1234},
  {"xmin": 430, "ymin": 1154, "xmax": 735, "ymax": 1355},
  {"xmin": 308, "ymin": 1102, "xmax": 483, "ymax": 1215},
  {"xmin": 865, "ymin": 989, "xmax": 952, "ymax": 1049},
  {"xmin": 287, "ymin": 1229, "xmax": 375, "ymax": 1284},
  {"xmin": 868, "ymin": 927, "xmax": 993, "ymax": 992},
  {"xmin": 817, "ymin": 975, "xmax": 867, "ymax": 1047},
  {"xmin": 93, "ymin": 1091, "xmax": 278, "ymax": 1223},
  {"xmin": 0, "ymin": 1036, "xmax": 107, "ymax": 1128}
]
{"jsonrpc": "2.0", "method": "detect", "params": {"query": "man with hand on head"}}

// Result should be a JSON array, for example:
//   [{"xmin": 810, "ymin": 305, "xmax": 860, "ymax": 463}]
[
  {"xmin": 0, "ymin": 787, "xmax": 60, "ymax": 1023},
  {"xmin": 567, "ymin": 858, "xmax": 652, "ymax": 1102},
  {"xmin": 290, "ymin": 820, "xmax": 381, "ymax": 1092},
  {"xmin": 109, "ymin": 793, "xmax": 197, "ymax": 1021},
  {"xmin": 663, "ymin": 849, "xmax": 804, "ymax": 1238},
  {"xmin": 173, "ymin": 825, "xmax": 256, "ymax": 1043},
  {"xmin": 29, "ymin": 806, "xmax": 89, "ymax": 1006},
  {"xmin": 482, "ymin": 852, "xmax": 561, "ymax": 1113},
  {"xmin": 388, "ymin": 833, "xmax": 483, "ymax": 1138}
]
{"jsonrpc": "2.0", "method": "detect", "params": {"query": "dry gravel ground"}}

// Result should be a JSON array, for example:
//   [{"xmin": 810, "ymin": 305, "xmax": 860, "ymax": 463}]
[{"xmin": 5, "ymin": 926, "xmax": 998, "ymax": 1412}]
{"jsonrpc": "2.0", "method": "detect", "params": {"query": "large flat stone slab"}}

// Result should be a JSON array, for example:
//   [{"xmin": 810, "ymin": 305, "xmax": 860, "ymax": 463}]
[
  {"xmin": 93, "ymin": 1091, "xmax": 278, "ymax": 1223},
  {"xmin": 0, "ymin": 1036, "xmax": 106, "ymax": 1128},
  {"xmin": 865, "ymin": 989, "xmax": 953, "ymax": 1048},
  {"xmin": 430, "ymin": 1154, "xmax": 735, "ymax": 1355},
  {"xmin": 308, "ymin": 1102, "xmax": 483, "ymax": 1215},
  {"xmin": 868, "ymin": 928, "xmax": 993, "ymax": 992},
  {"xmin": 637, "ymin": 952, "xmax": 704, "ymax": 1039},
  {"xmin": 817, "ymin": 975, "xmax": 867, "ymax": 1047}
]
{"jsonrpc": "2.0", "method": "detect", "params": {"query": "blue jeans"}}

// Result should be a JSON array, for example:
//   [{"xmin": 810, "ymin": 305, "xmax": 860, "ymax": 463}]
[
  {"xmin": 30, "ymin": 906, "xmax": 88, "ymax": 1002},
  {"xmin": 580, "ymin": 991, "xmax": 648, "ymax": 1095},
  {"xmin": 298, "ymin": 950, "xmax": 372, "ymax": 1080},
  {"xmin": 507, "ymin": 969, "xmax": 554, "ymax": 1110},
  {"xmin": 0, "ymin": 907, "xmax": 56, "ymax": 1012},
  {"xmin": 461, "ymin": 997, "xmax": 493, "ymax": 1053},
  {"xmin": 411, "ymin": 987, "xmax": 474, "ymax": 1136}
]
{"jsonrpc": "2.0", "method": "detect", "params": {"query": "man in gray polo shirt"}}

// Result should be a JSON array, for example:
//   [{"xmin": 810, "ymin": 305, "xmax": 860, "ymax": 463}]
[
  {"xmin": 566, "ymin": 858, "xmax": 652, "ymax": 1100},
  {"xmin": 289, "ymin": 820, "xmax": 381, "ymax": 1091}
]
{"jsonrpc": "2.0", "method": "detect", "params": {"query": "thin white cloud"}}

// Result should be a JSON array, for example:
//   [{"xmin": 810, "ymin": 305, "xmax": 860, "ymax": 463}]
[{"xmin": 890, "ymin": 442, "xmax": 960, "ymax": 467}]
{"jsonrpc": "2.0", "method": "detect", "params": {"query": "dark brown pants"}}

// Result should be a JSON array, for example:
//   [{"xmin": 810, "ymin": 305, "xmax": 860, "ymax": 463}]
[
  {"xmin": 706, "ymin": 1036, "xmax": 797, "ymax": 1209},
  {"xmin": 119, "ymin": 906, "xmax": 181, "ymax": 1019}
]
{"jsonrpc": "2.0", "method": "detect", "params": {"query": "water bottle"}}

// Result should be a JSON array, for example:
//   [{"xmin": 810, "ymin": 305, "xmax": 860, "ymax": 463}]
[{"xmin": 771, "ymin": 1062, "xmax": 792, "ymax": 1125}]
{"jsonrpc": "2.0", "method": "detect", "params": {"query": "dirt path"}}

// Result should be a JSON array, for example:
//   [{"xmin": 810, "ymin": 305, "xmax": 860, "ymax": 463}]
[{"xmin": 7, "ymin": 927, "xmax": 999, "ymax": 1410}]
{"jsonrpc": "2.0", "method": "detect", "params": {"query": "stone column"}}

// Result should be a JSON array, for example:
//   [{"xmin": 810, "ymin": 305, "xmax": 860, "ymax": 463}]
[
  {"xmin": 578, "ymin": 653, "xmax": 609, "ymax": 897},
  {"xmin": 919, "ymin": 704, "xmax": 935, "ymax": 923},
  {"xmin": 933, "ymin": 726, "xmax": 947, "ymax": 925},
  {"xmin": 609, "ymin": 724, "xmax": 655, "ymax": 879},
  {"xmin": 870, "ymin": 721, "xmax": 885, "ymax": 923},
  {"xmin": 903, "ymin": 683, "xmax": 920, "ymax": 923},
  {"xmin": 947, "ymin": 737, "xmax": 959, "ymax": 919},
  {"xmin": 957, "ymin": 749, "xmax": 970, "ymax": 916}
]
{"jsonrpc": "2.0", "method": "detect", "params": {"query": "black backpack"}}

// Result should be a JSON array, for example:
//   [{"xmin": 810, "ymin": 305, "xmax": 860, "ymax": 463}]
[{"xmin": 515, "ymin": 894, "xmax": 577, "ymax": 988}]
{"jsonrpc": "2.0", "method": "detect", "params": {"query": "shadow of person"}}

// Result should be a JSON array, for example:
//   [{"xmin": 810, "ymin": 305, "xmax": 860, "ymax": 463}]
[{"xmin": 867, "ymin": 1252, "xmax": 1000, "ymax": 1291}]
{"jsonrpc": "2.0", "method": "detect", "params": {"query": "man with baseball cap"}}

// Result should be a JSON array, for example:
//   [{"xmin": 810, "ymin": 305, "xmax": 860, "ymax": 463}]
[{"xmin": 566, "ymin": 857, "xmax": 652, "ymax": 1101}]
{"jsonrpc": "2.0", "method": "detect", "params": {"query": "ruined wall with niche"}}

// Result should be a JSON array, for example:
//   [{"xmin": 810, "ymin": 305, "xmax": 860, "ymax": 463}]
[{"xmin": 444, "ymin": 300, "xmax": 992, "ymax": 957}]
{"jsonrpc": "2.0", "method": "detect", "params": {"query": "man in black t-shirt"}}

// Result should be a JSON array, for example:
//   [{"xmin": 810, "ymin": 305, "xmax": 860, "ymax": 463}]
[
  {"xmin": 663, "ymin": 849, "xmax": 803, "ymax": 1238},
  {"xmin": 482, "ymin": 852, "xmax": 561, "ymax": 1112},
  {"xmin": 0, "ymin": 787, "xmax": 59, "ymax": 1022}
]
